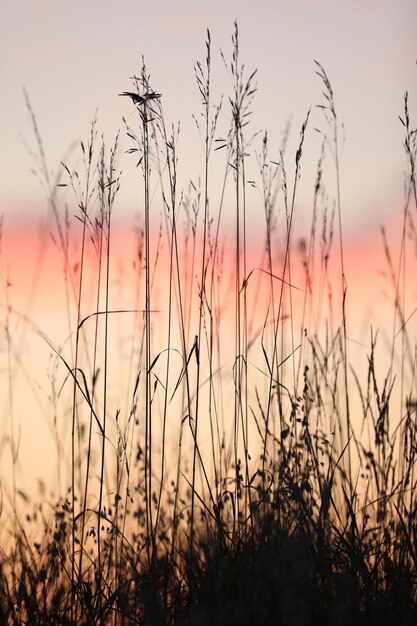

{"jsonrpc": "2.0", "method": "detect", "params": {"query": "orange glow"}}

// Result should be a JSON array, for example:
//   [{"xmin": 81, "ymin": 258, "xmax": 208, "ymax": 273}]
[{"xmin": 0, "ymin": 203, "xmax": 415, "ymax": 501}]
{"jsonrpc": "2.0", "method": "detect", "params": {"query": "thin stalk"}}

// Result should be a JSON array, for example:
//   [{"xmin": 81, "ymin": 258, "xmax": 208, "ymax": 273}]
[
  {"xmin": 191, "ymin": 29, "xmax": 212, "ymax": 549},
  {"xmin": 315, "ymin": 61, "xmax": 351, "ymax": 487}
]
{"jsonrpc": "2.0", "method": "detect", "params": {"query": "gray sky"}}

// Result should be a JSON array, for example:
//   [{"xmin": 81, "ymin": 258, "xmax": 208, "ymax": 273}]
[{"xmin": 1, "ymin": 0, "xmax": 416, "ymax": 237}]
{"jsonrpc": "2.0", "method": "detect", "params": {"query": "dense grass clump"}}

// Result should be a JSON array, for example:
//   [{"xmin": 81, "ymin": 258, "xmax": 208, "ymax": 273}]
[{"xmin": 0, "ymin": 24, "xmax": 417, "ymax": 625}]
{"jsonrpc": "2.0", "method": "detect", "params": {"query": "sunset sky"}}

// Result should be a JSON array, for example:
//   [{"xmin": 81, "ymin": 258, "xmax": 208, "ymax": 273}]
[
  {"xmin": 0, "ymin": 1, "xmax": 415, "ymax": 309},
  {"xmin": 0, "ymin": 1, "xmax": 416, "ymax": 494}
]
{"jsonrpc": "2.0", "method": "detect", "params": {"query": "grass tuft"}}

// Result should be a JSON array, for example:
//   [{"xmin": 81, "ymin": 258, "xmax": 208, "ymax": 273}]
[{"xmin": 1, "ymin": 25, "xmax": 416, "ymax": 626}]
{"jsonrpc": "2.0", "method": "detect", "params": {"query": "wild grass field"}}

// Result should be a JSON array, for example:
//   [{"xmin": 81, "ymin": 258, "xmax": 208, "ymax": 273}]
[{"xmin": 0, "ymin": 24, "xmax": 416, "ymax": 625}]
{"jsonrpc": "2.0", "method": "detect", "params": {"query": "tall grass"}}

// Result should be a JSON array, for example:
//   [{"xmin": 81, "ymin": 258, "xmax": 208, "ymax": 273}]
[{"xmin": 0, "ymin": 23, "xmax": 416, "ymax": 625}]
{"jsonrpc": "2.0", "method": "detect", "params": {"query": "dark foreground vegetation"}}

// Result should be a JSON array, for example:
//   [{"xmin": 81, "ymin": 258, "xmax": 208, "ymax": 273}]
[{"xmin": 0, "ymin": 24, "xmax": 416, "ymax": 625}]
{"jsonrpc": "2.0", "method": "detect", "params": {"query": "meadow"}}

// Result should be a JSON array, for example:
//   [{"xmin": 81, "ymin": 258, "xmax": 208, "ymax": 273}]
[{"xmin": 0, "ymin": 24, "xmax": 416, "ymax": 625}]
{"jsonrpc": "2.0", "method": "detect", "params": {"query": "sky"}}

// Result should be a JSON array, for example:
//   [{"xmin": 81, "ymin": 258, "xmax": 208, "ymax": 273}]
[
  {"xmin": 0, "ymin": 0, "xmax": 416, "ymax": 496},
  {"xmin": 1, "ymin": 0, "xmax": 416, "ymax": 231}
]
